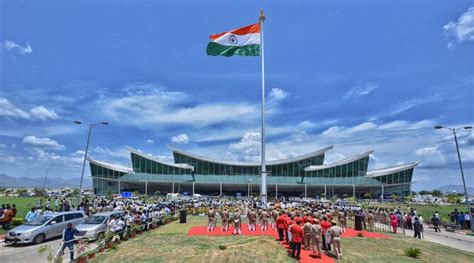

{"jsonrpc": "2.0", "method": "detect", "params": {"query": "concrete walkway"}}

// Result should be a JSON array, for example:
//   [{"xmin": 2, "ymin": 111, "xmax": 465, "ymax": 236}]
[{"xmin": 403, "ymin": 227, "xmax": 474, "ymax": 253}]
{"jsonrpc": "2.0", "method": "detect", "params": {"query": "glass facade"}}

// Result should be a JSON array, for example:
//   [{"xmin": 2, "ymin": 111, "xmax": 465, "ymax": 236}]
[
  {"xmin": 372, "ymin": 168, "xmax": 414, "ymax": 196},
  {"xmin": 172, "ymin": 151, "xmax": 324, "ymax": 178},
  {"xmin": 90, "ymin": 147, "xmax": 416, "ymax": 197},
  {"xmin": 131, "ymin": 153, "xmax": 192, "ymax": 175},
  {"xmin": 90, "ymin": 162, "xmax": 127, "ymax": 194}
]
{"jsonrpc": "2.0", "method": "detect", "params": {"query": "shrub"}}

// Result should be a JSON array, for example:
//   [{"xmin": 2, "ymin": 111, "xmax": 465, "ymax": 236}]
[
  {"xmin": 356, "ymin": 233, "xmax": 364, "ymax": 237},
  {"xmin": 110, "ymin": 243, "xmax": 118, "ymax": 250},
  {"xmin": 404, "ymin": 247, "xmax": 421, "ymax": 259},
  {"xmin": 12, "ymin": 218, "xmax": 24, "ymax": 226},
  {"xmin": 218, "ymin": 245, "xmax": 227, "ymax": 250}
]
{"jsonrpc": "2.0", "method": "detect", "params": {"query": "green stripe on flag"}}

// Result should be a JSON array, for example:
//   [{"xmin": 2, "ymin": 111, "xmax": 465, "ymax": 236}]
[{"xmin": 207, "ymin": 42, "xmax": 260, "ymax": 57}]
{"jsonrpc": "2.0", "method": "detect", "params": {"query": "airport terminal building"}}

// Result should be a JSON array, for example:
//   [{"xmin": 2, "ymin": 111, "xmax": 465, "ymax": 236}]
[{"xmin": 89, "ymin": 145, "xmax": 418, "ymax": 199}]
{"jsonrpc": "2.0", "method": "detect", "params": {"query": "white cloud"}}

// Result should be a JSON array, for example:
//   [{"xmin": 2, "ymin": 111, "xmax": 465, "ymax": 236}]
[
  {"xmin": 267, "ymin": 88, "xmax": 289, "ymax": 114},
  {"xmin": 228, "ymin": 132, "xmax": 261, "ymax": 162},
  {"xmin": 30, "ymin": 105, "xmax": 59, "ymax": 120},
  {"xmin": 389, "ymin": 95, "xmax": 442, "ymax": 116},
  {"xmin": 146, "ymin": 139, "xmax": 154, "ymax": 144},
  {"xmin": 322, "ymin": 122, "xmax": 377, "ymax": 137},
  {"xmin": 27, "ymin": 148, "xmax": 84, "ymax": 166},
  {"xmin": 171, "ymin": 133, "xmax": 189, "ymax": 144},
  {"xmin": 324, "ymin": 152, "xmax": 346, "ymax": 164},
  {"xmin": 0, "ymin": 155, "xmax": 15, "ymax": 164},
  {"xmin": 0, "ymin": 97, "xmax": 30, "ymax": 119},
  {"xmin": 0, "ymin": 40, "xmax": 32, "ymax": 55},
  {"xmin": 378, "ymin": 120, "xmax": 435, "ymax": 130},
  {"xmin": 100, "ymin": 83, "xmax": 259, "ymax": 127},
  {"xmin": 0, "ymin": 144, "xmax": 7, "ymax": 149},
  {"xmin": 343, "ymin": 82, "xmax": 378, "ymax": 99},
  {"xmin": 268, "ymin": 88, "xmax": 289, "ymax": 101},
  {"xmin": 91, "ymin": 147, "xmax": 130, "ymax": 160},
  {"xmin": 22, "ymin": 136, "xmax": 66, "ymax": 150},
  {"xmin": 413, "ymin": 130, "xmax": 474, "ymax": 169},
  {"xmin": 443, "ymin": 7, "xmax": 474, "ymax": 47}
]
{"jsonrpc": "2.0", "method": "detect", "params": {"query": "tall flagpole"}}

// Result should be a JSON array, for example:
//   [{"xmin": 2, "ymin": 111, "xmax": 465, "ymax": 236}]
[{"xmin": 259, "ymin": 10, "xmax": 267, "ymax": 204}]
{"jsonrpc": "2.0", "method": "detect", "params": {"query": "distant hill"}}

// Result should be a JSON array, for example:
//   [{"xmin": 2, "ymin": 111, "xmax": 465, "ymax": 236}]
[
  {"xmin": 0, "ymin": 173, "xmax": 92, "ymax": 189},
  {"xmin": 435, "ymin": 184, "xmax": 474, "ymax": 194}
]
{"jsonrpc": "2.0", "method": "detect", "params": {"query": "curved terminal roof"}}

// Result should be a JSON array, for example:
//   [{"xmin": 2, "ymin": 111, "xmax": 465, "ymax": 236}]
[
  {"xmin": 365, "ymin": 162, "xmax": 419, "ymax": 178},
  {"xmin": 304, "ymin": 150, "xmax": 374, "ymax": 171},
  {"xmin": 88, "ymin": 158, "xmax": 134, "ymax": 174},
  {"xmin": 168, "ymin": 145, "xmax": 334, "ymax": 167},
  {"xmin": 128, "ymin": 147, "xmax": 194, "ymax": 171}
]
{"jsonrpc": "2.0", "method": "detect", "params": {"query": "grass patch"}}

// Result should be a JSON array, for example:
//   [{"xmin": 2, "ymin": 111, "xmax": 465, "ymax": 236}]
[
  {"xmin": 404, "ymin": 247, "xmax": 421, "ymax": 259},
  {"xmin": 93, "ymin": 216, "xmax": 474, "ymax": 263},
  {"xmin": 374, "ymin": 204, "xmax": 466, "ymax": 221},
  {"xmin": 94, "ymin": 216, "xmax": 292, "ymax": 263}
]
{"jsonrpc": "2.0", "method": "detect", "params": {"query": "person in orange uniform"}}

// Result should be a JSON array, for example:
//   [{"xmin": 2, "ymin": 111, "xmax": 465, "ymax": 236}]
[
  {"xmin": 276, "ymin": 212, "xmax": 286, "ymax": 241},
  {"xmin": 320, "ymin": 216, "xmax": 332, "ymax": 252},
  {"xmin": 285, "ymin": 214, "xmax": 292, "ymax": 244},
  {"xmin": 294, "ymin": 212, "xmax": 304, "ymax": 225},
  {"xmin": 291, "ymin": 221, "xmax": 304, "ymax": 259}
]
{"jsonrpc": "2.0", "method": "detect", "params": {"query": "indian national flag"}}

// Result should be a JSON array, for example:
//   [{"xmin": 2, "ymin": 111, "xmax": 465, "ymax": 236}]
[{"xmin": 207, "ymin": 23, "xmax": 260, "ymax": 57}]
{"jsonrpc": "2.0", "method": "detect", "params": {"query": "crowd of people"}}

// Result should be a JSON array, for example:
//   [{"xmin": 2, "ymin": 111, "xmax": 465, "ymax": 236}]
[{"xmin": 2, "ymin": 194, "xmax": 472, "ymax": 261}]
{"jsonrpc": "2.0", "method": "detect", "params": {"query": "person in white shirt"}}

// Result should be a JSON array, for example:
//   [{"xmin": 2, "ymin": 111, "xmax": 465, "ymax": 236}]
[
  {"xmin": 116, "ymin": 217, "xmax": 125, "ymax": 235},
  {"xmin": 108, "ymin": 215, "xmax": 118, "ymax": 233}
]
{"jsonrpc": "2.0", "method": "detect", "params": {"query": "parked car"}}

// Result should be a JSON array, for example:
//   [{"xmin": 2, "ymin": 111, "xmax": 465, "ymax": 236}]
[
  {"xmin": 5, "ymin": 211, "xmax": 85, "ymax": 244},
  {"xmin": 75, "ymin": 211, "xmax": 124, "ymax": 241}
]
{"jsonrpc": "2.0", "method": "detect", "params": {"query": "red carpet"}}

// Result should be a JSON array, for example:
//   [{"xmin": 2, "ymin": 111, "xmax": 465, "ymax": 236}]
[
  {"xmin": 341, "ymin": 228, "xmax": 389, "ymax": 238},
  {"xmin": 187, "ymin": 225, "xmax": 388, "ymax": 262},
  {"xmin": 187, "ymin": 223, "xmax": 276, "ymax": 237}
]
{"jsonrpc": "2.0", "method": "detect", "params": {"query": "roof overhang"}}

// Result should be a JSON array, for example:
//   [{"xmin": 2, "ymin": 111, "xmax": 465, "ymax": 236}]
[
  {"xmin": 128, "ymin": 147, "xmax": 194, "ymax": 171},
  {"xmin": 167, "ymin": 145, "xmax": 334, "ymax": 166},
  {"xmin": 87, "ymin": 158, "xmax": 134, "ymax": 174},
  {"xmin": 365, "ymin": 162, "xmax": 420, "ymax": 178},
  {"xmin": 304, "ymin": 150, "xmax": 374, "ymax": 171}
]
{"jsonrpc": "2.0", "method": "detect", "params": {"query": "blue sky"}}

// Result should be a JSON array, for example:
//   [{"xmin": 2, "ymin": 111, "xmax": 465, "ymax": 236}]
[{"xmin": 1, "ymin": 0, "xmax": 473, "ymax": 191}]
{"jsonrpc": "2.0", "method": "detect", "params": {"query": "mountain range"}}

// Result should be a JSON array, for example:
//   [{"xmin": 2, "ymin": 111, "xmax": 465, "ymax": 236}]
[
  {"xmin": 435, "ymin": 184, "xmax": 474, "ymax": 194},
  {"xmin": 0, "ymin": 173, "xmax": 92, "ymax": 189}
]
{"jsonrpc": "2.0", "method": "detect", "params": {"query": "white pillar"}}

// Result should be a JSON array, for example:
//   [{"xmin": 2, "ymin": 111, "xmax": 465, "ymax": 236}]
[
  {"xmin": 145, "ymin": 181, "xmax": 148, "ymax": 196},
  {"xmin": 352, "ymin": 185, "xmax": 355, "ymax": 198},
  {"xmin": 275, "ymin": 184, "xmax": 278, "ymax": 199},
  {"xmin": 192, "ymin": 182, "xmax": 195, "ymax": 195},
  {"xmin": 304, "ymin": 184, "xmax": 307, "ymax": 198},
  {"xmin": 220, "ymin": 183, "xmax": 223, "ymax": 196},
  {"xmin": 117, "ymin": 179, "xmax": 121, "ymax": 194},
  {"xmin": 172, "ymin": 181, "xmax": 175, "ymax": 193},
  {"xmin": 324, "ymin": 184, "xmax": 327, "ymax": 197},
  {"xmin": 248, "ymin": 183, "xmax": 250, "ymax": 198}
]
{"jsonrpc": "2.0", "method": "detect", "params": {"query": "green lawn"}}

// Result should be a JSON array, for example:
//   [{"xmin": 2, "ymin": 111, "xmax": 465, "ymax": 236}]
[
  {"xmin": 93, "ymin": 216, "xmax": 474, "ymax": 263},
  {"xmin": 373, "ymin": 203, "xmax": 467, "ymax": 221},
  {"xmin": 0, "ymin": 196, "xmax": 62, "ymax": 235}
]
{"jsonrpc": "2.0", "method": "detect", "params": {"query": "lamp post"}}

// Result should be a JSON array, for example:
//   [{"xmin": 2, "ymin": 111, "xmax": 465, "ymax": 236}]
[
  {"xmin": 43, "ymin": 169, "xmax": 50, "ymax": 191},
  {"xmin": 75, "ymin": 120, "xmax": 109, "ymax": 210},
  {"xmin": 435, "ymin": 125, "xmax": 473, "ymax": 231}
]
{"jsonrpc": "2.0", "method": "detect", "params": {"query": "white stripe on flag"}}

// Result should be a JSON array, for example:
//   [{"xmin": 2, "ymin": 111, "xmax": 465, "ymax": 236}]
[{"xmin": 212, "ymin": 33, "xmax": 260, "ymax": 47}]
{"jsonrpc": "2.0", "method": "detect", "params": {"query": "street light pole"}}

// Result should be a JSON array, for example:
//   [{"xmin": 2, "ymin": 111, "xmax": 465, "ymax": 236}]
[
  {"xmin": 75, "ymin": 121, "xmax": 109, "ymax": 210},
  {"xmin": 435, "ymin": 125, "xmax": 473, "ymax": 231},
  {"xmin": 43, "ymin": 169, "xmax": 50, "ymax": 191}
]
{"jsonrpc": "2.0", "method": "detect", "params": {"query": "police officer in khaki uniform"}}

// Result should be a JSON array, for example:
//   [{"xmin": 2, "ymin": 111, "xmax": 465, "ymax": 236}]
[
  {"xmin": 311, "ymin": 220, "xmax": 322, "ymax": 258},
  {"xmin": 207, "ymin": 207, "xmax": 216, "ymax": 231},
  {"xmin": 247, "ymin": 209, "xmax": 257, "ymax": 231},
  {"xmin": 221, "ymin": 208, "xmax": 230, "ymax": 231},
  {"xmin": 302, "ymin": 219, "xmax": 313, "ymax": 250},
  {"xmin": 330, "ymin": 221, "xmax": 343, "ymax": 259},
  {"xmin": 233, "ymin": 209, "xmax": 242, "ymax": 235},
  {"xmin": 260, "ymin": 209, "xmax": 269, "ymax": 231},
  {"xmin": 338, "ymin": 210, "xmax": 346, "ymax": 232}
]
